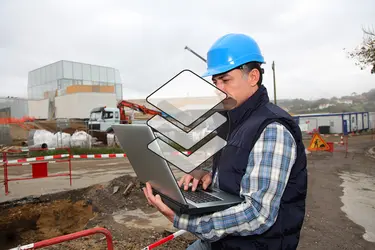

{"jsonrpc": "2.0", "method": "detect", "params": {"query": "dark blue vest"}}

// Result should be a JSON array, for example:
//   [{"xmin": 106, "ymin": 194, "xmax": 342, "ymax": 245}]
[{"xmin": 210, "ymin": 86, "xmax": 307, "ymax": 250}]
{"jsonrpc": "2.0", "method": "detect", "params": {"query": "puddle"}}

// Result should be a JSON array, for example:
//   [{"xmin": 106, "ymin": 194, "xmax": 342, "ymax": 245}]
[
  {"xmin": 113, "ymin": 208, "xmax": 173, "ymax": 230},
  {"xmin": 339, "ymin": 171, "xmax": 375, "ymax": 242}
]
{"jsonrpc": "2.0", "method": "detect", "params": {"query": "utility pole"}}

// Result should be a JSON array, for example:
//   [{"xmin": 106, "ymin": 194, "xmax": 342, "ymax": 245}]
[
  {"xmin": 184, "ymin": 46, "xmax": 207, "ymax": 63},
  {"xmin": 272, "ymin": 61, "xmax": 277, "ymax": 105}
]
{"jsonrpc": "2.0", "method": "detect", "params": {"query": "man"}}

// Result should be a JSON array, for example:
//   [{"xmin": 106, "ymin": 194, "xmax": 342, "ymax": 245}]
[{"xmin": 143, "ymin": 33, "xmax": 308, "ymax": 249}]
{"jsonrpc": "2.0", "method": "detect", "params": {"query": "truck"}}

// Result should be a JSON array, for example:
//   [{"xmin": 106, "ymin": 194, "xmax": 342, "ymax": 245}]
[{"xmin": 88, "ymin": 100, "xmax": 165, "ymax": 133}]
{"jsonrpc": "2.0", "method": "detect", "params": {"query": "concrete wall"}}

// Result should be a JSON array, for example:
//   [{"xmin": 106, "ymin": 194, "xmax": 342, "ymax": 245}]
[
  {"xmin": 370, "ymin": 112, "xmax": 375, "ymax": 129},
  {"xmin": 0, "ymin": 125, "xmax": 12, "ymax": 145},
  {"xmin": 27, "ymin": 92, "xmax": 118, "ymax": 119},
  {"xmin": 28, "ymin": 99, "xmax": 49, "ymax": 119},
  {"xmin": 0, "ymin": 97, "xmax": 29, "ymax": 118},
  {"xmin": 55, "ymin": 92, "xmax": 117, "ymax": 119}
]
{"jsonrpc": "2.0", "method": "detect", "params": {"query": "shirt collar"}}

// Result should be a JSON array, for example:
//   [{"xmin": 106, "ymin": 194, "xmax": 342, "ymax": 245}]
[{"xmin": 226, "ymin": 85, "xmax": 270, "ymax": 125}]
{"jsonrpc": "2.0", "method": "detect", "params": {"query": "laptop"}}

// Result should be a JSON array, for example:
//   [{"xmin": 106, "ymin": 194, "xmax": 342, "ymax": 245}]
[{"xmin": 112, "ymin": 123, "xmax": 243, "ymax": 215}]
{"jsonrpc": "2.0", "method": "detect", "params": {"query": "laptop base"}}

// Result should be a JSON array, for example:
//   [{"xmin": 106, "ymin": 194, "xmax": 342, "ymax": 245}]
[{"xmin": 140, "ymin": 182, "xmax": 242, "ymax": 215}]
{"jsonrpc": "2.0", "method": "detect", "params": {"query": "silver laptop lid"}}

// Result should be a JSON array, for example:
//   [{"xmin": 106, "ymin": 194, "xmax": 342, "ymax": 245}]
[{"xmin": 112, "ymin": 124, "xmax": 187, "ymax": 205}]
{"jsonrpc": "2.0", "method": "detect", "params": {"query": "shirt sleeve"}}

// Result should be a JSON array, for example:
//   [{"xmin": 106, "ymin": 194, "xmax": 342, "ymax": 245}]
[{"xmin": 172, "ymin": 122, "xmax": 298, "ymax": 242}]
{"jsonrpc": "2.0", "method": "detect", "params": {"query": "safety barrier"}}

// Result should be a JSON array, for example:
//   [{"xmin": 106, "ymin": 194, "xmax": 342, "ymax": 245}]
[
  {"xmin": 2, "ymin": 147, "xmax": 72, "ymax": 195},
  {"xmin": 142, "ymin": 230, "xmax": 186, "ymax": 249},
  {"xmin": 7, "ymin": 227, "xmax": 186, "ymax": 250},
  {"xmin": 8, "ymin": 227, "xmax": 113, "ymax": 250},
  {"xmin": 330, "ymin": 135, "xmax": 349, "ymax": 158},
  {"xmin": 72, "ymin": 153, "xmax": 127, "ymax": 159}
]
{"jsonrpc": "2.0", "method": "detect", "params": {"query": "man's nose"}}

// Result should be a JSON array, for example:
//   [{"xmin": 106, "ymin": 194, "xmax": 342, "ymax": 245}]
[{"xmin": 215, "ymin": 82, "xmax": 225, "ymax": 92}]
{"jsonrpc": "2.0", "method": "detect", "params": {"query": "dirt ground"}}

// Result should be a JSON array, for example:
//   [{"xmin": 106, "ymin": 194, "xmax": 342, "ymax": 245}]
[
  {"xmin": 0, "ymin": 135, "xmax": 375, "ymax": 250},
  {"xmin": 0, "ymin": 175, "xmax": 195, "ymax": 250}
]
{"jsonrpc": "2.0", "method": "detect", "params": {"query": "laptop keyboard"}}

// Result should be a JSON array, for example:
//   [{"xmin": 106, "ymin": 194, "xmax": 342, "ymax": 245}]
[{"xmin": 181, "ymin": 189, "xmax": 222, "ymax": 203}]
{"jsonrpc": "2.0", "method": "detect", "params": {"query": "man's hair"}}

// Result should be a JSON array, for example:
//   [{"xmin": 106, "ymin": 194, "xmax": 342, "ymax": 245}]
[{"xmin": 239, "ymin": 62, "xmax": 264, "ymax": 86}]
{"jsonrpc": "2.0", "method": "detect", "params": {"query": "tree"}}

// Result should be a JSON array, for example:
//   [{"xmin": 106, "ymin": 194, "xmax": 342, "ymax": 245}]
[{"xmin": 346, "ymin": 27, "xmax": 375, "ymax": 74}]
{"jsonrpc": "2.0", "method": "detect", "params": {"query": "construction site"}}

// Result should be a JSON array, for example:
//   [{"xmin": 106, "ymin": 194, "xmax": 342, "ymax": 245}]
[{"xmin": 1, "ymin": 41, "xmax": 375, "ymax": 250}]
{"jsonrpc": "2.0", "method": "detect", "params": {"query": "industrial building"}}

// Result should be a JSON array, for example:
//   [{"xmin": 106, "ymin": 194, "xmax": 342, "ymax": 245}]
[
  {"xmin": 294, "ymin": 111, "xmax": 375, "ymax": 134},
  {"xmin": 26, "ymin": 60, "xmax": 123, "ymax": 119},
  {"xmin": 28, "ymin": 60, "xmax": 123, "ymax": 100},
  {"xmin": 0, "ymin": 97, "xmax": 29, "ymax": 118}
]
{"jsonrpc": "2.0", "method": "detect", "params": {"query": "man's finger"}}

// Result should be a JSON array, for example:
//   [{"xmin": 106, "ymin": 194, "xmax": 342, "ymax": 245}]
[
  {"xmin": 145, "ymin": 183, "xmax": 157, "ymax": 205},
  {"xmin": 154, "ymin": 194, "xmax": 170, "ymax": 214},
  {"xmin": 143, "ymin": 187, "xmax": 152, "ymax": 205},
  {"xmin": 154, "ymin": 194, "xmax": 166, "ymax": 209},
  {"xmin": 178, "ymin": 176, "xmax": 185, "ymax": 187},
  {"xmin": 202, "ymin": 180, "xmax": 210, "ymax": 190},
  {"xmin": 201, "ymin": 173, "xmax": 212, "ymax": 190},
  {"xmin": 184, "ymin": 175, "xmax": 193, "ymax": 190},
  {"xmin": 192, "ymin": 178, "xmax": 200, "ymax": 191}
]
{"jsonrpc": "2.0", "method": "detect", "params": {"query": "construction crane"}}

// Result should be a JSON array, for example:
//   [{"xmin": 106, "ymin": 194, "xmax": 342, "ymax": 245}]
[
  {"xmin": 184, "ymin": 46, "xmax": 206, "ymax": 63},
  {"xmin": 117, "ymin": 100, "xmax": 163, "ymax": 124}
]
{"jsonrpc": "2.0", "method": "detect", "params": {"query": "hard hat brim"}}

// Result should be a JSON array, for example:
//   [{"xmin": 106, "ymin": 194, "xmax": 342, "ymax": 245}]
[{"xmin": 202, "ymin": 60, "xmax": 266, "ymax": 78}]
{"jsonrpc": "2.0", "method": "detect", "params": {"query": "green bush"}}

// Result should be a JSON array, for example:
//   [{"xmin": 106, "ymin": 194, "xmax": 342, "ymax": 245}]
[{"xmin": 29, "ymin": 147, "xmax": 124, "ymax": 157}]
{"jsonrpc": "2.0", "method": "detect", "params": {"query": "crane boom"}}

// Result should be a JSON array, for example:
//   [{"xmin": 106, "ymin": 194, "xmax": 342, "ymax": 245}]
[{"xmin": 117, "ymin": 100, "xmax": 163, "ymax": 124}]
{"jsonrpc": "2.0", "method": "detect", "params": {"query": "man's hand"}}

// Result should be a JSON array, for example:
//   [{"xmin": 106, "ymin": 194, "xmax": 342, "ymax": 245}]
[
  {"xmin": 178, "ymin": 171, "xmax": 212, "ymax": 191},
  {"xmin": 143, "ymin": 182, "xmax": 175, "ymax": 222}
]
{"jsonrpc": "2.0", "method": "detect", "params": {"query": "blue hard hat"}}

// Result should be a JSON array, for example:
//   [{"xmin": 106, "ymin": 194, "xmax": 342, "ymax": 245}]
[{"xmin": 202, "ymin": 33, "xmax": 265, "ymax": 77}]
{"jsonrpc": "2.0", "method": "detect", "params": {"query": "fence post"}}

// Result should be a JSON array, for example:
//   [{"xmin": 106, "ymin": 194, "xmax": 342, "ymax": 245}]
[
  {"xmin": 3, "ymin": 147, "xmax": 72, "ymax": 195},
  {"xmin": 68, "ymin": 148, "xmax": 72, "ymax": 186},
  {"xmin": 3, "ymin": 152, "xmax": 9, "ymax": 195}
]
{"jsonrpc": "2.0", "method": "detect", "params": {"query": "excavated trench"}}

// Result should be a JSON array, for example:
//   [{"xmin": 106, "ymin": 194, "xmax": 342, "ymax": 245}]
[
  {"xmin": 0, "ymin": 175, "xmax": 193, "ymax": 250},
  {"xmin": 0, "ymin": 199, "xmax": 94, "ymax": 249},
  {"xmin": 0, "ymin": 175, "xmax": 143, "ymax": 249}
]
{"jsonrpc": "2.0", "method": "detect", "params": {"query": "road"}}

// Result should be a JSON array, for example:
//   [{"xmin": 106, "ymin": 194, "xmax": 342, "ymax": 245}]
[{"xmin": 0, "ymin": 157, "xmax": 186, "ymax": 203}]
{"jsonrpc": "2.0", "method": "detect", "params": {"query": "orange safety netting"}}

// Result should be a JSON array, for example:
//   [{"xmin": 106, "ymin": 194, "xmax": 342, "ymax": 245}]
[{"xmin": 0, "ymin": 116, "xmax": 36, "ymax": 124}]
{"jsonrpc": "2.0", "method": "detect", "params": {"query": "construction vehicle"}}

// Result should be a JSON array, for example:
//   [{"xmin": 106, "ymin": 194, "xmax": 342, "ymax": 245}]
[{"xmin": 88, "ymin": 100, "xmax": 165, "ymax": 134}]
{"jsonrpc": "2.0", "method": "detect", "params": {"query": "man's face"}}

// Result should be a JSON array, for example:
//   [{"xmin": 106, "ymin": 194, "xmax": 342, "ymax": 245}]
[{"xmin": 212, "ymin": 68, "xmax": 260, "ymax": 110}]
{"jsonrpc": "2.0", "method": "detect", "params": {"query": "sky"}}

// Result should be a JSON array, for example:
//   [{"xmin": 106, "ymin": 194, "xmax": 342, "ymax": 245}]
[{"xmin": 0, "ymin": 0, "xmax": 374, "ymax": 101}]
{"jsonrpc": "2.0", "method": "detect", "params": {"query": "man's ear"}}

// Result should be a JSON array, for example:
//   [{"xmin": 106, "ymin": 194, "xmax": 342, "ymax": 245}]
[{"xmin": 247, "ymin": 68, "xmax": 260, "ymax": 87}]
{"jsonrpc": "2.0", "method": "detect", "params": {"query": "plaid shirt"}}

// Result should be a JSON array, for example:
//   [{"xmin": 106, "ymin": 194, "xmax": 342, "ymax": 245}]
[{"xmin": 173, "ymin": 122, "xmax": 298, "ymax": 242}]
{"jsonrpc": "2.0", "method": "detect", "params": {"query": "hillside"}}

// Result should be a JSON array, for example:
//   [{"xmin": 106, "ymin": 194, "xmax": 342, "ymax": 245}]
[{"xmin": 277, "ymin": 89, "xmax": 375, "ymax": 114}]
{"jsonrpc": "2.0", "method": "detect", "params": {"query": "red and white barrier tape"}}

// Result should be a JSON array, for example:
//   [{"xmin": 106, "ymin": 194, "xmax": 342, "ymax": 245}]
[
  {"xmin": 9, "ymin": 243, "xmax": 34, "ymax": 249},
  {"xmin": 141, "ymin": 230, "xmax": 186, "ymax": 250},
  {"xmin": 6, "ymin": 154, "xmax": 70, "ymax": 164},
  {"xmin": 72, "ymin": 153, "xmax": 127, "ymax": 159},
  {"xmin": 1, "ymin": 153, "xmax": 127, "ymax": 166},
  {"xmin": 5, "ymin": 161, "xmax": 62, "ymax": 166}
]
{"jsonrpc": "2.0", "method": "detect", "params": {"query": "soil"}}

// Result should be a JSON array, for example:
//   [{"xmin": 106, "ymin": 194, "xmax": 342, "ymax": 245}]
[
  {"xmin": 0, "ymin": 175, "xmax": 195, "ymax": 250},
  {"xmin": 1, "ymin": 137, "xmax": 375, "ymax": 249},
  {"xmin": 298, "ymin": 150, "xmax": 375, "ymax": 250}
]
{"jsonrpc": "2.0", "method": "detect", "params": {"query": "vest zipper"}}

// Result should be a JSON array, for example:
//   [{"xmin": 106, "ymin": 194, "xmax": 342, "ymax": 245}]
[
  {"xmin": 213, "ymin": 111, "xmax": 231, "ymax": 189},
  {"xmin": 226, "ymin": 111, "xmax": 231, "ymax": 141}
]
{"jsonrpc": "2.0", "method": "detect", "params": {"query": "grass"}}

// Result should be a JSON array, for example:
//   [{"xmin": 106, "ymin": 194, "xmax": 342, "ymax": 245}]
[{"xmin": 28, "ymin": 147, "xmax": 125, "ymax": 157}]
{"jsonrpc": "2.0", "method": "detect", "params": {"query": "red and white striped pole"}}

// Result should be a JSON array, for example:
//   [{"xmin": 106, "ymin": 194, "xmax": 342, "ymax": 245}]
[
  {"xmin": 142, "ymin": 230, "xmax": 187, "ymax": 250},
  {"xmin": 8, "ymin": 227, "xmax": 113, "ymax": 250}
]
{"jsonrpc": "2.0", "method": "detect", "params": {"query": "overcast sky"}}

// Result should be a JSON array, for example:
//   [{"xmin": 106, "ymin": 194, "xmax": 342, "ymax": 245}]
[{"xmin": 1, "ymin": 0, "xmax": 374, "ymax": 101}]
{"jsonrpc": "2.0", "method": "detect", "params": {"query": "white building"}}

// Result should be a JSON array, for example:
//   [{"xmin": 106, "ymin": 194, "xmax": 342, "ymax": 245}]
[
  {"xmin": 294, "ymin": 112, "xmax": 372, "ymax": 134},
  {"xmin": 27, "ymin": 60, "xmax": 124, "ymax": 119},
  {"xmin": 318, "ymin": 103, "xmax": 335, "ymax": 110}
]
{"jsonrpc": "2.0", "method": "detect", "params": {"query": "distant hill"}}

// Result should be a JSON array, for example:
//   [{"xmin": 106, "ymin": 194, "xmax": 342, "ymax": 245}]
[{"xmin": 276, "ymin": 89, "xmax": 375, "ymax": 114}]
